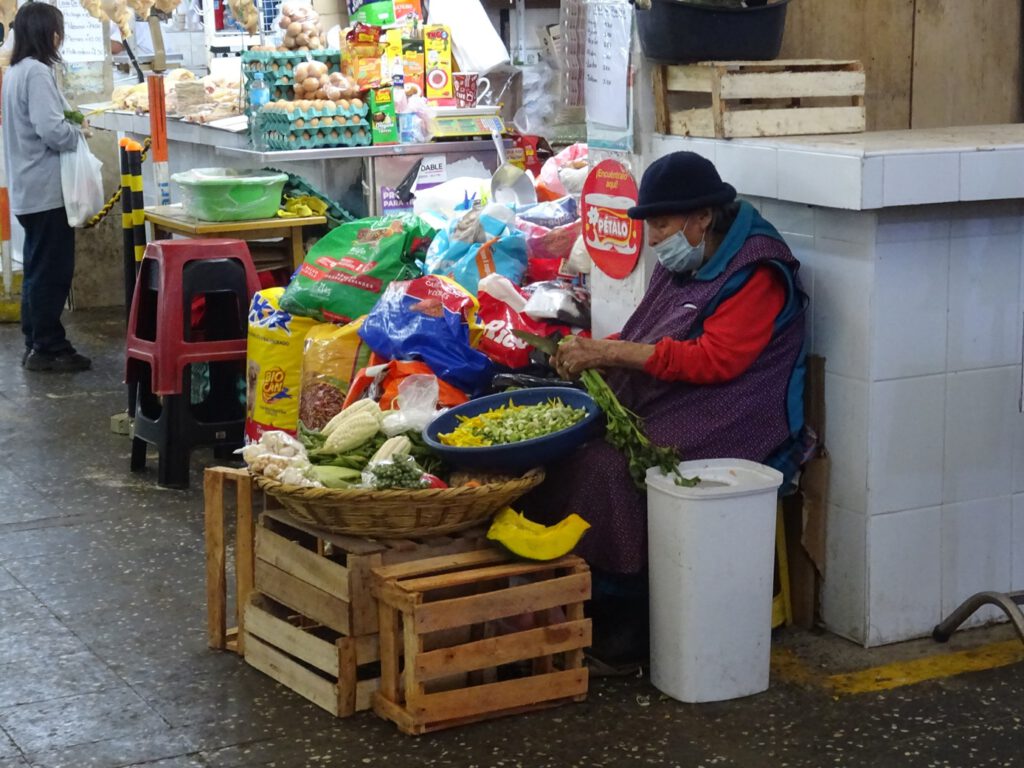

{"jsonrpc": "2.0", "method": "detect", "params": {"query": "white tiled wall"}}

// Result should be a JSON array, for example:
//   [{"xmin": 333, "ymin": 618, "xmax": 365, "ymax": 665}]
[
  {"xmin": 755, "ymin": 199, "xmax": 1024, "ymax": 645},
  {"xmin": 867, "ymin": 508, "xmax": 942, "ymax": 646}
]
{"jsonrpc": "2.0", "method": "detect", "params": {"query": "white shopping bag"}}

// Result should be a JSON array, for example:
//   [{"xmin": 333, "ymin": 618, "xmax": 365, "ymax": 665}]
[
  {"xmin": 427, "ymin": 0, "xmax": 510, "ymax": 75},
  {"xmin": 60, "ymin": 133, "xmax": 105, "ymax": 228}
]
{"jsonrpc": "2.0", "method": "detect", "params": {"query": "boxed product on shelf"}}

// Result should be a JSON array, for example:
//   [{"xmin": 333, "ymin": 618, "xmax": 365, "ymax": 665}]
[
  {"xmin": 423, "ymin": 24, "xmax": 454, "ymax": 106},
  {"xmin": 368, "ymin": 87, "xmax": 398, "ymax": 145}
]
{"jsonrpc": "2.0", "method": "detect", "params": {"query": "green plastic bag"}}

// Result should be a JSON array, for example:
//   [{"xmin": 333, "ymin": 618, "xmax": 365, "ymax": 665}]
[{"xmin": 280, "ymin": 214, "xmax": 436, "ymax": 323}]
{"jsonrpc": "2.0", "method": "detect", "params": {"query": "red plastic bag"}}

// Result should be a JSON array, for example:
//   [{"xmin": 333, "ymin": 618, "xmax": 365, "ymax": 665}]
[{"xmin": 476, "ymin": 275, "xmax": 581, "ymax": 368}]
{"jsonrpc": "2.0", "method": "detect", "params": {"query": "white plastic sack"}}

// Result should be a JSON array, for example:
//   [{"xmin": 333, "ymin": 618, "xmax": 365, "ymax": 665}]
[
  {"xmin": 61, "ymin": 134, "xmax": 104, "ymax": 228},
  {"xmin": 427, "ymin": 0, "xmax": 510, "ymax": 75}
]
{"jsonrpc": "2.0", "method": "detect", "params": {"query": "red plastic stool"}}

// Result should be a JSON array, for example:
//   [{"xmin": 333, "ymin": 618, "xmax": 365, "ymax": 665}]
[{"xmin": 126, "ymin": 239, "xmax": 260, "ymax": 395}]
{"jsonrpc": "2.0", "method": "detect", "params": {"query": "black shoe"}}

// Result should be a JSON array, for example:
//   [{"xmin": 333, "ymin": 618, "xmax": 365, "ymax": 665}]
[{"xmin": 24, "ymin": 350, "xmax": 92, "ymax": 372}]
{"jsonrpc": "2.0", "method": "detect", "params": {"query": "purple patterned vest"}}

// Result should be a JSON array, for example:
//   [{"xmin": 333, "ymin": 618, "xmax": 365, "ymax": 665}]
[
  {"xmin": 525, "ymin": 202, "xmax": 807, "ymax": 575},
  {"xmin": 606, "ymin": 213, "xmax": 806, "ymax": 463}
]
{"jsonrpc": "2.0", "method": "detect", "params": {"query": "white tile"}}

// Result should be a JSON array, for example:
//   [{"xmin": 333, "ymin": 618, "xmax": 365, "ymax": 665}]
[
  {"xmin": 947, "ymin": 234, "xmax": 1022, "ymax": 372},
  {"xmin": 651, "ymin": 135, "xmax": 717, "ymax": 164},
  {"xmin": 825, "ymin": 373, "xmax": 870, "ymax": 515},
  {"xmin": 762, "ymin": 200, "xmax": 815, "ymax": 238},
  {"xmin": 868, "ymin": 377, "xmax": 946, "ymax": 515},
  {"xmin": 777, "ymin": 150, "xmax": 864, "ymax": 210},
  {"xmin": 960, "ymin": 149, "xmax": 1024, "ymax": 202},
  {"xmin": 814, "ymin": 208, "xmax": 877, "ymax": 245},
  {"xmin": 872, "ymin": 239, "xmax": 950, "ymax": 380},
  {"xmin": 1013, "ymin": 494, "xmax": 1024, "ymax": 591},
  {"xmin": 822, "ymin": 505, "xmax": 867, "ymax": 644},
  {"xmin": 941, "ymin": 497, "xmax": 1013, "ymax": 626},
  {"xmin": 810, "ymin": 238, "xmax": 874, "ymax": 380},
  {"xmin": 876, "ymin": 206, "xmax": 954, "ymax": 243},
  {"xmin": 950, "ymin": 200, "xmax": 1023, "ymax": 239},
  {"xmin": 883, "ymin": 153, "xmax": 960, "ymax": 207},
  {"xmin": 715, "ymin": 143, "xmax": 778, "ymax": 200},
  {"xmin": 867, "ymin": 508, "xmax": 942, "ymax": 644},
  {"xmin": 861, "ymin": 157, "xmax": 884, "ymax": 209},
  {"xmin": 944, "ymin": 367, "xmax": 1018, "ymax": 504}
]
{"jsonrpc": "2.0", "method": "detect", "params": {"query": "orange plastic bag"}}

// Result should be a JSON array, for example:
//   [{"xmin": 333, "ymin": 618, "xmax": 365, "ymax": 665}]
[{"xmin": 343, "ymin": 358, "xmax": 469, "ymax": 411}]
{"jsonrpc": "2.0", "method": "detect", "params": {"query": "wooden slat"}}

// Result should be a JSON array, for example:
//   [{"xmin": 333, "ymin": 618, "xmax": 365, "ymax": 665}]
[
  {"xmin": 723, "ymin": 105, "xmax": 865, "ymax": 137},
  {"xmin": 262, "ymin": 508, "xmax": 389, "ymax": 556},
  {"xmin": 413, "ymin": 668, "xmax": 588, "ymax": 724},
  {"xmin": 348, "ymin": 553, "xmax": 383, "ymax": 637},
  {"xmin": 414, "ymin": 619, "xmax": 591, "ymax": 682},
  {"xmin": 414, "ymin": 572, "xmax": 591, "ymax": 634},
  {"xmin": 373, "ymin": 549, "xmax": 509, "ymax": 583},
  {"xmin": 398, "ymin": 559, "xmax": 579, "ymax": 595},
  {"xmin": 244, "ymin": 599, "xmax": 339, "ymax": 677},
  {"xmin": 355, "ymin": 631, "xmax": 380, "ymax": 664},
  {"xmin": 235, "ymin": 475, "xmax": 255, "ymax": 656},
  {"xmin": 204, "ymin": 469, "xmax": 226, "ymax": 650},
  {"xmin": 404, "ymin": 612, "xmax": 426, "ymax": 708},
  {"xmin": 664, "ymin": 64, "xmax": 715, "ymax": 93},
  {"xmin": 355, "ymin": 678, "xmax": 379, "ymax": 714},
  {"xmin": 378, "ymin": 605, "xmax": 401, "ymax": 702},
  {"xmin": 667, "ymin": 108, "xmax": 715, "ymax": 137},
  {"xmin": 256, "ymin": 526, "xmax": 351, "ymax": 600},
  {"xmin": 652, "ymin": 66, "xmax": 669, "ymax": 134},
  {"xmin": 699, "ymin": 58, "xmax": 861, "ymax": 68},
  {"xmin": 374, "ymin": 691, "xmax": 425, "ymax": 735},
  {"xmin": 337, "ymin": 638, "xmax": 357, "ymax": 717},
  {"xmin": 244, "ymin": 634, "xmax": 340, "ymax": 716},
  {"xmin": 255, "ymin": 560, "xmax": 351, "ymax": 635},
  {"xmin": 718, "ymin": 70, "xmax": 865, "ymax": 100}
]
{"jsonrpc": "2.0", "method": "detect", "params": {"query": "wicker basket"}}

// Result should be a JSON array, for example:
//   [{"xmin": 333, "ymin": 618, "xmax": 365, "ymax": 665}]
[{"xmin": 251, "ymin": 469, "xmax": 545, "ymax": 537}]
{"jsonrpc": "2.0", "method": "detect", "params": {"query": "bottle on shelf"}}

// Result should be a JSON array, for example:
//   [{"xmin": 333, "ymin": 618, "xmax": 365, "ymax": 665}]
[{"xmin": 249, "ymin": 71, "xmax": 270, "ymax": 151}]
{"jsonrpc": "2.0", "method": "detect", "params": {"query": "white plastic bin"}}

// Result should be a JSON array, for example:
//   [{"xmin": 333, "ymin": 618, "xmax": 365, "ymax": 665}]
[{"xmin": 646, "ymin": 459, "xmax": 783, "ymax": 703}]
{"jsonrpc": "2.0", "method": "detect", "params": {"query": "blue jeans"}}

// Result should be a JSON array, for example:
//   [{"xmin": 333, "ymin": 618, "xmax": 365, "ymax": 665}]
[{"xmin": 17, "ymin": 207, "xmax": 75, "ymax": 355}]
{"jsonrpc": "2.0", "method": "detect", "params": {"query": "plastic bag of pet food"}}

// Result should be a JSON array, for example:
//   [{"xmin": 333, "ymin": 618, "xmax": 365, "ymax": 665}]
[
  {"xmin": 280, "ymin": 213, "xmax": 435, "ymax": 323},
  {"xmin": 245, "ymin": 287, "xmax": 318, "ymax": 442},
  {"xmin": 298, "ymin": 319, "xmax": 372, "ymax": 431}
]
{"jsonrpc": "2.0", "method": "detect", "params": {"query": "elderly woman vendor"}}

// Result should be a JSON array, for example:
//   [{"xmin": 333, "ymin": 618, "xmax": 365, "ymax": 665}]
[{"xmin": 531, "ymin": 151, "xmax": 808, "ymax": 660}]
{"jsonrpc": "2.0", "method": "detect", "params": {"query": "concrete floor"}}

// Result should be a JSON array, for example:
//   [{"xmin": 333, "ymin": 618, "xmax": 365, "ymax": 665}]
[{"xmin": 0, "ymin": 308, "xmax": 1022, "ymax": 768}]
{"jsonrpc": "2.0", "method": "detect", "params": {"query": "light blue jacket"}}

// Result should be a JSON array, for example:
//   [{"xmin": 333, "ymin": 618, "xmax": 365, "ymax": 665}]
[{"xmin": 1, "ymin": 58, "xmax": 80, "ymax": 216}]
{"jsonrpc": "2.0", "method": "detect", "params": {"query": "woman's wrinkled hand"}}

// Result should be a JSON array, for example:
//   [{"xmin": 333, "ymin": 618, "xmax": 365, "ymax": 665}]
[{"xmin": 551, "ymin": 336, "xmax": 610, "ymax": 379}]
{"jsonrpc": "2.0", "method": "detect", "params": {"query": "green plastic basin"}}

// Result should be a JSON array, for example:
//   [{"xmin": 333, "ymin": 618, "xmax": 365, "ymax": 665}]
[{"xmin": 172, "ymin": 168, "xmax": 289, "ymax": 222}]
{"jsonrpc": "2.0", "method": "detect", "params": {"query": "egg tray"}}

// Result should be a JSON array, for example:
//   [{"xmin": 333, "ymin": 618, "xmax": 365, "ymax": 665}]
[
  {"xmin": 260, "ymin": 103, "xmax": 370, "ymax": 124},
  {"xmin": 264, "ymin": 124, "xmax": 373, "ymax": 151},
  {"xmin": 242, "ymin": 50, "xmax": 342, "ymax": 82}
]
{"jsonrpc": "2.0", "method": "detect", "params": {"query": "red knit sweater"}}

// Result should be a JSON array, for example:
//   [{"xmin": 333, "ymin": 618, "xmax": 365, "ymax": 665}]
[{"xmin": 641, "ymin": 266, "xmax": 786, "ymax": 384}]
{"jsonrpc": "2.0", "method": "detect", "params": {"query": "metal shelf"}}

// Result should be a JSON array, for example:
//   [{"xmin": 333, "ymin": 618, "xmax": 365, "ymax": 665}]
[{"xmin": 216, "ymin": 138, "xmax": 506, "ymax": 163}]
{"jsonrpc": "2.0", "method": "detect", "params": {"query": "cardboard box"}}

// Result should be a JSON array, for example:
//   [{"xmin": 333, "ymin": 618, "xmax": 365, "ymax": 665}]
[
  {"xmin": 393, "ymin": 0, "xmax": 422, "ymax": 22},
  {"xmin": 351, "ymin": 0, "xmax": 396, "ymax": 25},
  {"xmin": 369, "ymin": 87, "xmax": 399, "ymax": 145},
  {"xmin": 423, "ymin": 24, "xmax": 454, "ymax": 106},
  {"xmin": 402, "ymin": 39, "xmax": 425, "ymax": 98}
]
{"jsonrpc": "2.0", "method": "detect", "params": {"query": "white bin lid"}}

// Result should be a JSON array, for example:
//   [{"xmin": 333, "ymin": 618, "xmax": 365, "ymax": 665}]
[{"xmin": 645, "ymin": 458, "xmax": 783, "ymax": 500}]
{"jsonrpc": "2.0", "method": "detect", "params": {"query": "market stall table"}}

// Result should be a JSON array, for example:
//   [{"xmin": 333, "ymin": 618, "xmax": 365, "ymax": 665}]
[{"xmin": 145, "ymin": 204, "xmax": 326, "ymax": 271}]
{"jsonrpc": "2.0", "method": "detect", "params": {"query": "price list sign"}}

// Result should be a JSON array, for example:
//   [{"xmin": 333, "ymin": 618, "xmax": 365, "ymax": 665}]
[
  {"xmin": 584, "ymin": 1, "xmax": 631, "ymax": 131},
  {"xmin": 56, "ymin": 0, "xmax": 105, "ymax": 63}
]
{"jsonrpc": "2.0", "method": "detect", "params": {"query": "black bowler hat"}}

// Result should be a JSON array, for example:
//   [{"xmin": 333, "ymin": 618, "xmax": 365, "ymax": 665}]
[{"xmin": 627, "ymin": 151, "xmax": 737, "ymax": 220}]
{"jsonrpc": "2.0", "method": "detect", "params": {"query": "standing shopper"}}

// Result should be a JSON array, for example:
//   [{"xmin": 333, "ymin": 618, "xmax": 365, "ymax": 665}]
[{"xmin": 3, "ymin": 2, "xmax": 90, "ymax": 372}]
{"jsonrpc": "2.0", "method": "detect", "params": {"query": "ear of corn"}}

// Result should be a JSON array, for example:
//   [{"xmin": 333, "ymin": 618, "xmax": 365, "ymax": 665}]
[
  {"xmin": 323, "ymin": 411, "xmax": 381, "ymax": 452},
  {"xmin": 322, "ymin": 399, "xmax": 382, "ymax": 438},
  {"xmin": 370, "ymin": 435, "xmax": 412, "ymax": 464}
]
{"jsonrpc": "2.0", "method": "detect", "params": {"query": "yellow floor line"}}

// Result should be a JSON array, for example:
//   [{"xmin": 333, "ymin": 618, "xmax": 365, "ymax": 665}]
[{"xmin": 827, "ymin": 640, "xmax": 1024, "ymax": 695}]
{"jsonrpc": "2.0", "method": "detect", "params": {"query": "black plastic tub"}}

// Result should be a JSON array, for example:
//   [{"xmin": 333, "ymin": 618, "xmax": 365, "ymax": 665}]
[{"xmin": 636, "ymin": 0, "xmax": 793, "ymax": 64}]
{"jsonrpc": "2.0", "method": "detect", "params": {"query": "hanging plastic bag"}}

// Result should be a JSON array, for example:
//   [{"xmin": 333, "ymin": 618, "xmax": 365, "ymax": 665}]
[
  {"xmin": 61, "ymin": 134, "xmax": 104, "ymax": 228},
  {"xmin": 358, "ymin": 275, "xmax": 494, "ymax": 395},
  {"xmin": 426, "ymin": 0, "xmax": 510, "ymax": 74}
]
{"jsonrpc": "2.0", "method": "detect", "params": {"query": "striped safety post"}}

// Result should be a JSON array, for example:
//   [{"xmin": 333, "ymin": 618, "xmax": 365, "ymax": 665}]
[
  {"xmin": 120, "ymin": 138, "xmax": 136, "ymax": 323},
  {"xmin": 128, "ymin": 141, "xmax": 146, "ymax": 264}
]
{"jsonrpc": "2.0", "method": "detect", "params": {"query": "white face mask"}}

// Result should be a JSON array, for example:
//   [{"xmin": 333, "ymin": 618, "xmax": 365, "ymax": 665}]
[{"xmin": 652, "ymin": 221, "xmax": 705, "ymax": 274}]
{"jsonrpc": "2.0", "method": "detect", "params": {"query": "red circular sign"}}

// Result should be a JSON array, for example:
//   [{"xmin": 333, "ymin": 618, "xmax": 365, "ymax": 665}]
[{"xmin": 581, "ymin": 159, "xmax": 642, "ymax": 280}]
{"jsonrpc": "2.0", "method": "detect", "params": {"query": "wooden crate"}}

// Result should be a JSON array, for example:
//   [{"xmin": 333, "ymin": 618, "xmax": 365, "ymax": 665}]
[
  {"xmin": 371, "ymin": 550, "xmax": 591, "ymax": 735},
  {"xmin": 255, "ymin": 508, "xmax": 487, "ymax": 638},
  {"xmin": 654, "ymin": 59, "xmax": 866, "ymax": 138},
  {"xmin": 243, "ymin": 593, "xmax": 380, "ymax": 717}
]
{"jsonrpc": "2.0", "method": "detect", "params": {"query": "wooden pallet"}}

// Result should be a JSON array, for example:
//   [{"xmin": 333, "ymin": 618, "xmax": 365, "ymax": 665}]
[
  {"xmin": 244, "ymin": 593, "xmax": 380, "ymax": 717},
  {"xmin": 255, "ymin": 508, "xmax": 487, "ymax": 638},
  {"xmin": 371, "ymin": 550, "xmax": 591, "ymax": 735},
  {"xmin": 654, "ymin": 59, "xmax": 866, "ymax": 138}
]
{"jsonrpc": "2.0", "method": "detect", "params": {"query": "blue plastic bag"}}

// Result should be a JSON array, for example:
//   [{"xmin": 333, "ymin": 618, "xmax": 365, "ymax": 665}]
[
  {"xmin": 423, "ymin": 203, "xmax": 528, "ymax": 295},
  {"xmin": 358, "ymin": 275, "xmax": 495, "ymax": 396}
]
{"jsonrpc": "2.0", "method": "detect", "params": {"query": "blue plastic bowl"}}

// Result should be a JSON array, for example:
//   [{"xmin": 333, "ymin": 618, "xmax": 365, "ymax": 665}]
[{"xmin": 423, "ymin": 387, "xmax": 602, "ymax": 472}]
